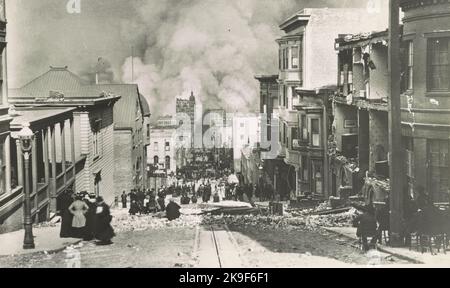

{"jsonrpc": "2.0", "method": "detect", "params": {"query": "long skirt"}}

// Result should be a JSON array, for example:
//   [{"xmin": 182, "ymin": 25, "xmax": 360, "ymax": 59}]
[{"xmin": 60, "ymin": 210, "xmax": 74, "ymax": 238}]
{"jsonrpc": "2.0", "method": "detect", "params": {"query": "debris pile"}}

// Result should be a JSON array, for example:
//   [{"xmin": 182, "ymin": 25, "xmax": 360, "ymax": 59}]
[
  {"xmin": 111, "ymin": 213, "xmax": 203, "ymax": 233},
  {"xmin": 305, "ymin": 208, "xmax": 359, "ymax": 229},
  {"xmin": 202, "ymin": 206, "xmax": 359, "ymax": 231}
]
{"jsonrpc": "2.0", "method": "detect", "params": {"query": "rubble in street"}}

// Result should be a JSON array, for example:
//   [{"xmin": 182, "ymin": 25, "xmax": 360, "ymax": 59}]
[
  {"xmin": 108, "ymin": 199, "xmax": 360, "ymax": 233},
  {"xmin": 111, "ymin": 209, "xmax": 203, "ymax": 233}
]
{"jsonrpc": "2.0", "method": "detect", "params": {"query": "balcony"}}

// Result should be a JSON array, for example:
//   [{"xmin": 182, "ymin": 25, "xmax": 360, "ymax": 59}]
[
  {"xmin": 278, "ymin": 107, "xmax": 299, "ymax": 124},
  {"xmin": 279, "ymin": 70, "xmax": 302, "ymax": 84},
  {"xmin": 285, "ymin": 148, "xmax": 301, "ymax": 167},
  {"xmin": 292, "ymin": 139, "xmax": 308, "ymax": 151}
]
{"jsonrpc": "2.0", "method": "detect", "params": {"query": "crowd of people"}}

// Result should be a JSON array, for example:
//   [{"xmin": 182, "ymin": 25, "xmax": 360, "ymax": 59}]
[
  {"xmin": 121, "ymin": 188, "xmax": 182, "ymax": 221},
  {"xmin": 59, "ymin": 190, "xmax": 115, "ymax": 245}
]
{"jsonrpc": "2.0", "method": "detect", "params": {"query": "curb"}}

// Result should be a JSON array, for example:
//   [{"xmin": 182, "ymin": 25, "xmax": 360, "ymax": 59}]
[
  {"xmin": 0, "ymin": 239, "xmax": 83, "ymax": 259},
  {"xmin": 324, "ymin": 227, "xmax": 424, "ymax": 265}
]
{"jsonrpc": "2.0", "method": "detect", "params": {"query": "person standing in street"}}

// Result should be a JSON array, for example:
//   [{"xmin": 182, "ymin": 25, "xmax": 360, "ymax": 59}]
[
  {"xmin": 94, "ymin": 197, "xmax": 115, "ymax": 245},
  {"xmin": 60, "ymin": 190, "xmax": 75, "ymax": 238},
  {"xmin": 83, "ymin": 193, "xmax": 97, "ymax": 241},
  {"xmin": 121, "ymin": 191, "xmax": 127, "ymax": 209},
  {"xmin": 353, "ymin": 205, "xmax": 378, "ymax": 252},
  {"xmin": 68, "ymin": 194, "xmax": 90, "ymax": 239},
  {"xmin": 166, "ymin": 198, "xmax": 181, "ymax": 221}
]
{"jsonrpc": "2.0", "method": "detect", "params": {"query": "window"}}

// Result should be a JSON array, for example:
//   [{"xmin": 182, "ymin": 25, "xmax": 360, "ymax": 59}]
[
  {"xmin": 312, "ymin": 162, "xmax": 323, "ymax": 195},
  {"xmin": 291, "ymin": 127, "xmax": 299, "ymax": 148},
  {"xmin": 279, "ymin": 49, "xmax": 282, "ymax": 70},
  {"xmin": 428, "ymin": 140, "xmax": 449, "ymax": 203},
  {"xmin": 0, "ymin": 141, "xmax": 5, "ymax": 196},
  {"xmin": 283, "ymin": 48, "xmax": 288, "ymax": 70},
  {"xmin": 301, "ymin": 156, "xmax": 308, "ymax": 181},
  {"xmin": 165, "ymin": 156, "xmax": 171, "ymax": 170},
  {"xmin": 93, "ymin": 131, "xmax": 100, "ymax": 157},
  {"xmin": 301, "ymin": 115, "xmax": 307, "ymax": 141},
  {"xmin": 165, "ymin": 141, "xmax": 170, "ymax": 152},
  {"xmin": 92, "ymin": 119, "xmax": 102, "ymax": 158},
  {"xmin": 428, "ymin": 38, "xmax": 450, "ymax": 91},
  {"xmin": 406, "ymin": 41, "xmax": 414, "ymax": 91},
  {"xmin": 291, "ymin": 46, "xmax": 299, "ymax": 69},
  {"xmin": 154, "ymin": 142, "xmax": 158, "ymax": 152},
  {"xmin": 154, "ymin": 156, "xmax": 159, "ymax": 165},
  {"xmin": 147, "ymin": 124, "xmax": 150, "ymax": 138},
  {"xmin": 311, "ymin": 119, "xmax": 320, "ymax": 147},
  {"xmin": 404, "ymin": 137, "xmax": 415, "ymax": 199}
]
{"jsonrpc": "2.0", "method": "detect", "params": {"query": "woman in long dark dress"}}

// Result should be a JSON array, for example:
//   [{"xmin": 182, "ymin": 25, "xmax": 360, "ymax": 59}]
[
  {"xmin": 94, "ymin": 197, "xmax": 115, "ymax": 245},
  {"xmin": 83, "ymin": 193, "xmax": 97, "ymax": 241},
  {"xmin": 60, "ymin": 191, "xmax": 75, "ymax": 238}
]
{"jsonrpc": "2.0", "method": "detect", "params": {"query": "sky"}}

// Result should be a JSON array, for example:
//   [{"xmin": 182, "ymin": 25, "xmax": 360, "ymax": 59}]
[{"xmin": 5, "ymin": 0, "xmax": 382, "ymax": 119}]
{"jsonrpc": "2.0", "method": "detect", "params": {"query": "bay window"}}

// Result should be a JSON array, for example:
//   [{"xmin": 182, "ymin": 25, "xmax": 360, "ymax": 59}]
[
  {"xmin": 291, "ymin": 46, "xmax": 299, "ymax": 69},
  {"xmin": 301, "ymin": 115, "xmax": 308, "ymax": 141},
  {"xmin": 428, "ymin": 140, "xmax": 449, "ymax": 203},
  {"xmin": 428, "ymin": 37, "xmax": 450, "ymax": 91},
  {"xmin": 0, "ymin": 140, "xmax": 5, "ymax": 196},
  {"xmin": 311, "ymin": 118, "xmax": 321, "ymax": 147}
]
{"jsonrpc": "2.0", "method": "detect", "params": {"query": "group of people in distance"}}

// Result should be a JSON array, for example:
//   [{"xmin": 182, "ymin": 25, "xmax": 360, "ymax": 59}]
[
  {"xmin": 60, "ymin": 190, "xmax": 115, "ymax": 245},
  {"xmin": 122, "ymin": 187, "xmax": 181, "ymax": 221}
]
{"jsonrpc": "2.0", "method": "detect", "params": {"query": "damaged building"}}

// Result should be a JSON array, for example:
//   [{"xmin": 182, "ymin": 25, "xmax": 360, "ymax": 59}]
[
  {"xmin": 331, "ymin": 30, "xmax": 391, "ymax": 204},
  {"xmin": 275, "ymin": 8, "xmax": 388, "ymax": 201}
]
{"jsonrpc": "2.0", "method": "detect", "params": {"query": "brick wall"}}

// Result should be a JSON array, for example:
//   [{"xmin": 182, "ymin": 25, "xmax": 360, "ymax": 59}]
[{"xmin": 114, "ymin": 130, "xmax": 133, "ymax": 196}]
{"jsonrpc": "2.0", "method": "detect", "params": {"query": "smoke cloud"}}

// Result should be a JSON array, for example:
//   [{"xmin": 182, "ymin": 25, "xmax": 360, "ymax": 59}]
[{"xmin": 7, "ymin": 0, "xmax": 372, "ymax": 120}]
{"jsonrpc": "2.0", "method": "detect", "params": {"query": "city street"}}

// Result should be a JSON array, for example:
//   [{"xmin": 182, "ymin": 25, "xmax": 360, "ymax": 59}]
[
  {"xmin": 0, "ymin": 0, "xmax": 449, "ymax": 270},
  {"xmin": 0, "ymin": 201, "xmax": 412, "ymax": 268}
]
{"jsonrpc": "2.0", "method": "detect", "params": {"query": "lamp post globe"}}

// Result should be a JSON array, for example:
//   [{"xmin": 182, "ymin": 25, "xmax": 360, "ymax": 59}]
[{"xmin": 18, "ymin": 123, "xmax": 35, "ymax": 250}]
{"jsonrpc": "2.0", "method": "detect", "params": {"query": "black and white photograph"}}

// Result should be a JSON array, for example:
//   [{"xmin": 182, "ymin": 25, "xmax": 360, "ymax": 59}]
[{"xmin": 0, "ymin": 0, "xmax": 449, "ymax": 271}]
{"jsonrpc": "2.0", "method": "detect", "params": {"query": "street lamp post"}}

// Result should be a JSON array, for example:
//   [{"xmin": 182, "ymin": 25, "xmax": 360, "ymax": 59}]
[{"xmin": 18, "ymin": 123, "xmax": 35, "ymax": 250}]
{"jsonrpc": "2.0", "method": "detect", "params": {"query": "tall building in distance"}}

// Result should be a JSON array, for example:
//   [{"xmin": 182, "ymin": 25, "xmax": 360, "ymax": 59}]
[{"xmin": 176, "ymin": 92, "xmax": 196, "ymax": 149}]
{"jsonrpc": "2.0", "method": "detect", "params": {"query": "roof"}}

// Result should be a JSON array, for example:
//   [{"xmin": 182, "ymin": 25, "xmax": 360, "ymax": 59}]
[
  {"xmin": 139, "ymin": 94, "xmax": 151, "ymax": 117},
  {"xmin": 11, "ymin": 66, "xmax": 86, "ymax": 99},
  {"xmin": 279, "ymin": 9, "xmax": 311, "ymax": 32},
  {"xmin": 254, "ymin": 75, "xmax": 279, "ymax": 82},
  {"xmin": 10, "ymin": 107, "xmax": 76, "ymax": 131},
  {"xmin": 9, "ymin": 66, "xmax": 150, "ymax": 130},
  {"xmin": 9, "ymin": 66, "xmax": 121, "ymax": 105},
  {"xmin": 335, "ymin": 30, "xmax": 389, "ymax": 49},
  {"xmin": 95, "ymin": 84, "xmax": 141, "ymax": 129}
]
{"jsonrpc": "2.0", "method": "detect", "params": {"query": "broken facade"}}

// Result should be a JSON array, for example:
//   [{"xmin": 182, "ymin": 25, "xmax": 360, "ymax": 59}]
[
  {"xmin": 276, "ymin": 8, "xmax": 388, "ymax": 201},
  {"xmin": 331, "ymin": 31, "xmax": 391, "ymax": 204}
]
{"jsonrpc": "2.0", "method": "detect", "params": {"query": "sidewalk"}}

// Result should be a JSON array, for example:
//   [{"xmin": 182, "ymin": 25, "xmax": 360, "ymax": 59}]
[
  {"xmin": 0, "ymin": 225, "xmax": 81, "ymax": 257},
  {"xmin": 325, "ymin": 226, "xmax": 450, "ymax": 266}
]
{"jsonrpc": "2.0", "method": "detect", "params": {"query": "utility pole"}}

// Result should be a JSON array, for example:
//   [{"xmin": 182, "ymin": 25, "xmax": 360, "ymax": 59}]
[
  {"xmin": 388, "ymin": 0, "xmax": 404, "ymax": 247},
  {"xmin": 131, "ymin": 46, "xmax": 135, "ymax": 83}
]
